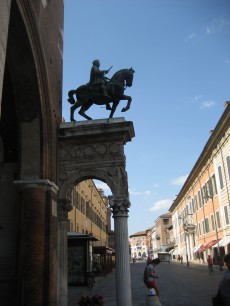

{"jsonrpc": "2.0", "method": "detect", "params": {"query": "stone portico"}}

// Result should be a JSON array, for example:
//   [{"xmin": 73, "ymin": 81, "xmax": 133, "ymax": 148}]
[{"xmin": 57, "ymin": 118, "xmax": 135, "ymax": 306}]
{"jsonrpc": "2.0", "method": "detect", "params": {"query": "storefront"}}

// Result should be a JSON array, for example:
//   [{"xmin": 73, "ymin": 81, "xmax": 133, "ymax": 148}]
[
  {"xmin": 213, "ymin": 236, "xmax": 230, "ymax": 265},
  {"xmin": 93, "ymin": 246, "xmax": 114, "ymax": 276}
]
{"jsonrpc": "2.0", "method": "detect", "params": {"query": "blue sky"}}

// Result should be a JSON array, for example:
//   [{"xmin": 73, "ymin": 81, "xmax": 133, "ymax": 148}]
[{"xmin": 62, "ymin": 0, "xmax": 230, "ymax": 235}]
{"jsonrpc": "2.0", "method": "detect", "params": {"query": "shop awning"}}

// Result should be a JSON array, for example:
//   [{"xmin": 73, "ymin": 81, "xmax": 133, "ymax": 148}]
[
  {"xmin": 204, "ymin": 239, "xmax": 220, "ymax": 249},
  {"xmin": 93, "ymin": 246, "xmax": 115, "ymax": 254},
  {"xmin": 213, "ymin": 235, "xmax": 230, "ymax": 248},
  {"xmin": 196, "ymin": 240, "xmax": 220, "ymax": 253},
  {"xmin": 67, "ymin": 232, "xmax": 99, "ymax": 241},
  {"xmin": 192, "ymin": 244, "xmax": 202, "ymax": 253},
  {"xmin": 197, "ymin": 245, "xmax": 206, "ymax": 253}
]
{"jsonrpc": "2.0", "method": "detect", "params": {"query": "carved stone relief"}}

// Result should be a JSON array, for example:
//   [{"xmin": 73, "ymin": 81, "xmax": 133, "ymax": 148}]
[
  {"xmin": 59, "ymin": 141, "xmax": 123, "ymax": 161},
  {"xmin": 58, "ymin": 119, "xmax": 134, "ymax": 210}
]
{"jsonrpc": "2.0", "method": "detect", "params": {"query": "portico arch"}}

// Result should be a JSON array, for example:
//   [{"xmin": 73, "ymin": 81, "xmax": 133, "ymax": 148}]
[
  {"xmin": 59, "ymin": 167, "xmax": 128, "ymax": 202},
  {"xmin": 57, "ymin": 118, "xmax": 135, "ymax": 306}
]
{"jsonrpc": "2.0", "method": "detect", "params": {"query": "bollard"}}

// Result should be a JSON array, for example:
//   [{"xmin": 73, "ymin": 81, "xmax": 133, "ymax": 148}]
[{"xmin": 146, "ymin": 288, "xmax": 162, "ymax": 306}]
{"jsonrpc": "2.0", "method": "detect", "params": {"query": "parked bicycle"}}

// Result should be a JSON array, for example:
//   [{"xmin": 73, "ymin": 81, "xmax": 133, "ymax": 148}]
[{"xmin": 86, "ymin": 271, "xmax": 95, "ymax": 290}]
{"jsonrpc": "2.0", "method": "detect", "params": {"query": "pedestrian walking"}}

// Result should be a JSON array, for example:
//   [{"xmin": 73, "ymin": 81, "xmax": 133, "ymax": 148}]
[
  {"xmin": 180, "ymin": 255, "xmax": 183, "ymax": 264},
  {"xmin": 207, "ymin": 255, "xmax": 214, "ymax": 275},
  {"xmin": 146, "ymin": 258, "xmax": 161, "ymax": 296},
  {"xmin": 144, "ymin": 258, "xmax": 162, "ymax": 306}
]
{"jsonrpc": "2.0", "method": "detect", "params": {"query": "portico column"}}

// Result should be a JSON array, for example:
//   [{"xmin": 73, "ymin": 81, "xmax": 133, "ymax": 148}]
[
  {"xmin": 57, "ymin": 199, "xmax": 72, "ymax": 306},
  {"xmin": 109, "ymin": 196, "xmax": 131, "ymax": 306},
  {"xmin": 14, "ymin": 179, "xmax": 59, "ymax": 306}
]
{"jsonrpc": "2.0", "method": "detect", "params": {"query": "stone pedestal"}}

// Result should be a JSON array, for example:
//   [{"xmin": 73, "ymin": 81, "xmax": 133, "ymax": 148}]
[{"xmin": 58, "ymin": 118, "xmax": 135, "ymax": 306}]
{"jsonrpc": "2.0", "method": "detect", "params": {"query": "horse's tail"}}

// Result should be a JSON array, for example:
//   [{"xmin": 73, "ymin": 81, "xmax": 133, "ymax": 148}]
[
  {"xmin": 68, "ymin": 85, "xmax": 89, "ymax": 104},
  {"xmin": 68, "ymin": 90, "xmax": 76, "ymax": 105}
]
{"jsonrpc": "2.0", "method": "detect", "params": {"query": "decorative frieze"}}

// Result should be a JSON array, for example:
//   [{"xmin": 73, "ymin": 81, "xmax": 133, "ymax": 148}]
[{"xmin": 59, "ymin": 142, "xmax": 123, "ymax": 161}]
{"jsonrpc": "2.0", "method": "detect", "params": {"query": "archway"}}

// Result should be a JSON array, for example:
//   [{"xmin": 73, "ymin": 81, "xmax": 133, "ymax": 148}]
[{"xmin": 57, "ymin": 118, "xmax": 135, "ymax": 306}]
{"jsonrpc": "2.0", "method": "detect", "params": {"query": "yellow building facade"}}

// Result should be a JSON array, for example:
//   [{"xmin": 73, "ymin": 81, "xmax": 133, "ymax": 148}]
[
  {"xmin": 68, "ymin": 179, "xmax": 108, "ymax": 247},
  {"xmin": 170, "ymin": 102, "xmax": 230, "ymax": 265}
]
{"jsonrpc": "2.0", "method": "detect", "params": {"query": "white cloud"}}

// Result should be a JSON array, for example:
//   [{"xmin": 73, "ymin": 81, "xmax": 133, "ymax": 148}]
[
  {"xmin": 206, "ymin": 17, "xmax": 230, "ymax": 35},
  {"xmin": 186, "ymin": 32, "xmax": 196, "ymax": 40},
  {"xmin": 129, "ymin": 189, "xmax": 151, "ymax": 196},
  {"xmin": 200, "ymin": 100, "xmax": 216, "ymax": 109},
  {"xmin": 194, "ymin": 94, "xmax": 202, "ymax": 101},
  {"xmin": 170, "ymin": 175, "xmax": 188, "ymax": 186},
  {"xmin": 149, "ymin": 199, "xmax": 172, "ymax": 212},
  {"xmin": 94, "ymin": 181, "xmax": 110, "ymax": 191}
]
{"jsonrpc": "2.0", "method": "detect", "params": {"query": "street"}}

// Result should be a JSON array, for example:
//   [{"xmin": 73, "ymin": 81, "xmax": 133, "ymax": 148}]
[
  {"xmin": 68, "ymin": 261, "xmax": 225, "ymax": 306},
  {"xmin": 131, "ymin": 261, "xmax": 224, "ymax": 306}
]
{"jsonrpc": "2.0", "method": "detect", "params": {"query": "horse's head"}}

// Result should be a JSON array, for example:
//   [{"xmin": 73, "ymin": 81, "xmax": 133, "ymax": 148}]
[
  {"xmin": 125, "ymin": 68, "xmax": 135, "ymax": 87},
  {"xmin": 110, "ymin": 68, "xmax": 135, "ymax": 88}
]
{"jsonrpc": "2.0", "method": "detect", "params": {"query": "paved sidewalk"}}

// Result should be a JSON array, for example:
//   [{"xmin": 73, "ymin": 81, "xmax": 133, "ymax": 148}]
[{"xmin": 68, "ymin": 272, "xmax": 116, "ymax": 306}]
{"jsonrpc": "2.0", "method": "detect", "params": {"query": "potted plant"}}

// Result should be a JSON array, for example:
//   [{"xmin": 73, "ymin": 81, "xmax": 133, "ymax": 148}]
[{"xmin": 78, "ymin": 295, "xmax": 104, "ymax": 305}]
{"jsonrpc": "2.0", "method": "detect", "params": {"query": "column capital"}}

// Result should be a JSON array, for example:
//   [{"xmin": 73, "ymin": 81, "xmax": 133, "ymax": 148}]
[
  {"xmin": 58, "ymin": 199, "xmax": 72, "ymax": 221},
  {"xmin": 108, "ymin": 196, "xmax": 130, "ymax": 217}
]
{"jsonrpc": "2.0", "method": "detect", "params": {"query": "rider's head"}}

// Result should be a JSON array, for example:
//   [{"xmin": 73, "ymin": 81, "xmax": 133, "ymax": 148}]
[{"xmin": 93, "ymin": 60, "xmax": 100, "ymax": 67}]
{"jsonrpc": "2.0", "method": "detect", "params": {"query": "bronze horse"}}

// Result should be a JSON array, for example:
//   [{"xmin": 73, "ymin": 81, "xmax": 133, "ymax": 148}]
[{"xmin": 68, "ymin": 68, "xmax": 135, "ymax": 121}]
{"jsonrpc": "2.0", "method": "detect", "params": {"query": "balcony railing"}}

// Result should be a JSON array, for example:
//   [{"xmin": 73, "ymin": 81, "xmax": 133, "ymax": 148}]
[{"xmin": 184, "ymin": 223, "xmax": 196, "ymax": 233}]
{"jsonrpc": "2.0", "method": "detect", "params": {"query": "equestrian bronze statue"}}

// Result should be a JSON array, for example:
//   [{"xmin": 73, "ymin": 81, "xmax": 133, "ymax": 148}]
[{"xmin": 67, "ymin": 60, "xmax": 135, "ymax": 121}]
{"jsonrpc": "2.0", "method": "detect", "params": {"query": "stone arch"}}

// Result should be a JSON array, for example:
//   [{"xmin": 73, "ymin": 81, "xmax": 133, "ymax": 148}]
[
  {"xmin": 59, "ymin": 167, "xmax": 129, "ymax": 203},
  {"xmin": 5, "ymin": 1, "xmax": 55, "ymax": 180}
]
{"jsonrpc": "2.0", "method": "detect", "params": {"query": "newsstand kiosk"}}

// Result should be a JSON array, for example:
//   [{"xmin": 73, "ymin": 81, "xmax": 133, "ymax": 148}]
[{"xmin": 67, "ymin": 232, "xmax": 98, "ymax": 285}]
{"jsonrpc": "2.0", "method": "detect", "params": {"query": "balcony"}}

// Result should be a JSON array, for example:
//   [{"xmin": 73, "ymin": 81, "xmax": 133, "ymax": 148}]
[{"xmin": 184, "ymin": 223, "xmax": 196, "ymax": 234}]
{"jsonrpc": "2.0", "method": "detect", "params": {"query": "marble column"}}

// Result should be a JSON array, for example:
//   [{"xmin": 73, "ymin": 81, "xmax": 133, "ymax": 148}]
[
  {"xmin": 57, "ymin": 199, "xmax": 72, "ymax": 306},
  {"xmin": 109, "ymin": 196, "xmax": 131, "ymax": 306}
]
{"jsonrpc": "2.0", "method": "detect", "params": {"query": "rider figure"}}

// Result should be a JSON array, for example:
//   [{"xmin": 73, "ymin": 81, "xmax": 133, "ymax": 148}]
[{"xmin": 88, "ymin": 60, "xmax": 112, "ymax": 109}]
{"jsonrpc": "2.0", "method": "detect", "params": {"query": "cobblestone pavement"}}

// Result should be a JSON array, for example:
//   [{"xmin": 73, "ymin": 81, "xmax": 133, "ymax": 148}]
[{"xmin": 68, "ymin": 261, "xmax": 226, "ymax": 306}]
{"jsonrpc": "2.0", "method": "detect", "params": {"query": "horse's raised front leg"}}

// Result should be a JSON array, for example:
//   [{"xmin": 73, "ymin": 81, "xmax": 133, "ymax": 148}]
[
  {"xmin": 109, "ymin": 101, "xmax": 119, "ymax": 118},
  {"xmin": 121, "ymin": 95, "xmax": 132, "ymax": 112}
]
